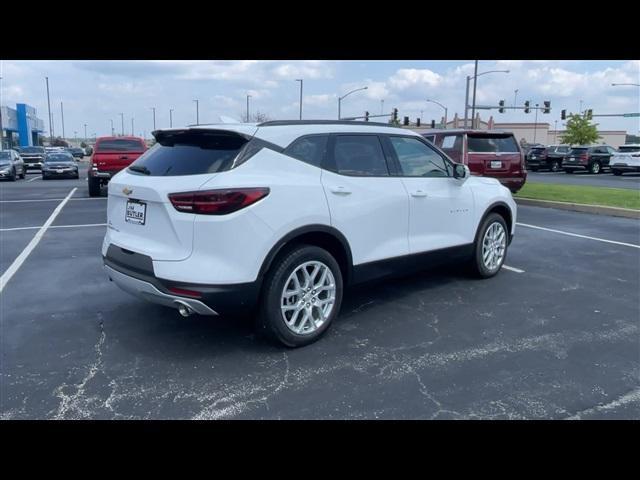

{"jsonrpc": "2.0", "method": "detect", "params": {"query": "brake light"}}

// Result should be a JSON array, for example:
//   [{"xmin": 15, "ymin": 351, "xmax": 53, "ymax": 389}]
[
  {"xmin": 579, "ymin": 153, "xmax": 589, "ymax": 163},
  {"xmin": 168, "ymin": 187, "xmax": 270, "ymax": 215}
]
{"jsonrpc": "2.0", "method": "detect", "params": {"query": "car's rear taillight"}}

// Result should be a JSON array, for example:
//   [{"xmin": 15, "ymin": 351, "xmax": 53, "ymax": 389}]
[
  {"xmin": 168, "ymin": 187, "xmax": 270, "ymax": 215},
  {"xmin": 579, "ymin": 153, "xmax": 589, "ymax": 163}
]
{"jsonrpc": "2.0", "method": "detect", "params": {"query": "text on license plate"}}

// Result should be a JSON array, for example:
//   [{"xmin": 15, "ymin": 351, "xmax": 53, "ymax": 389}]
[
  {"xmin": 125, "ymin": 200, "xmax": 147, "ymax": 225},
  {"xmin": 490, "ymin": 160, "xmax": 502, "ymax": 169}
]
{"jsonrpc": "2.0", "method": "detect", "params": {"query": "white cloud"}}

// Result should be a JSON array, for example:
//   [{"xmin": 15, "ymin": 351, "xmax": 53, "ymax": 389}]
[{"xmin": 388, "ymin": 69, "xmax": 442, "ymax": 90}]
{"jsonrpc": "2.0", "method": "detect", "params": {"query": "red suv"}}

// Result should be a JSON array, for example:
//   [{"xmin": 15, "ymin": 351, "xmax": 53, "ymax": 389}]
[
  {"xmin": 421, "ymin": 129, "xmax": 527, "ymax": 193},
  {"xmin": 88, "ymin": 136, "xmax": 147, "ymax": 197}
]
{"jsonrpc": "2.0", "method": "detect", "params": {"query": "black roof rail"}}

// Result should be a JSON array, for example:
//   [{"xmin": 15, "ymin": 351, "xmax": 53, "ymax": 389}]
[{"xmin": 257, "ymin": 120, "xmax": 399, "ymax": 127}]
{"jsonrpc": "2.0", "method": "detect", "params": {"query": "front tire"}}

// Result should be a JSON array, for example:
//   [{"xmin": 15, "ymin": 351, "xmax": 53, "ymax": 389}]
[
  {"xmin": 470, "ymin": 213, "xmax": 508, "ymax": 278},
  {"xmin": 550, "ymin": 161, "xmax": 560, "ymax": 172},
  {"xmin": 258, "ymin": 245, "xmax": 343, "ymax": 348},
  {"xmin": 19, "ymin": 167, "xmax": 26, "ymax": 179},
  {"xmin": 564, "ymin": 169, "xmax": 573, "ymax": 174}
]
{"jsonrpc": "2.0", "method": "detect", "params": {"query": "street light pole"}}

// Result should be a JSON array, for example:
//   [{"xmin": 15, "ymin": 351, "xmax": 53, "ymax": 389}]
[
  {"xmin": 246, "ymin": 95, "xmax": 251, "ymax": 122},
  {"xmin": 74, "ymin": 131, "xmax": 77, "ymax": 144},
  {"xmin": 513, "ymin": 89, "xmax": 519, "ymax": 109},
  {"xmin": 150, "ymin": 107, "xmax": 156, "ymax": 131},
  {"xmin": 60, "ymin": 102, "xmax": 65, "ymax": 141},
  {"xmin": 169, "ymin": 109, "xmax": 174, "ymax": 128},
  {"xmin": 338, "ymin": 86, "xmax": 368, "ymax": 120},
  {"xmin": 45, "ymin": 77, "xmax": 53, "ymax": 144},
  {"xmin": 119, "ymin": 113, "xmax": 124, "ymax": 136},
  {"xmin": 0, "ymin": 76, "xmax": 4, "ymax": 150},
  {"xmin": 464, "ymin": 76, "xmax": 471, "ymax": 128},
  {"xmin": 464, "ymin": 69, "xmax": 510, "ymax": 129},
  {"xmin": 471, "ymin": 60, "xmax": 478, "ymax": 128},
  {"xmin": 534, "ymin": 103, "xmax": 539, "ymax": 143},
  {"xmin": 426, "ymin": 99, "xmax": 448, "ymax": 129},
  {"xmin": 110, "ymin": 119, "xmax": 114, "ymax": 136},
  {"xmin": 296, "ymin": 79, "xmax": 303, "ymax": 120},
  {"xmin": 611, "ymin": 83, "xmax": 640, "ymax": 87},
  {"xmin": 193, "ymin": 100, "xmax": 199, "ymax": 125},
  {"xmin": 131, "ymin": 117, "xmax": 134, "ymax": 136},
  {"xmin": 381, "ymin": 99, "xmax": 384, "ymax": 115},
  {"xmin": 84, "ymin": 123, "xmax": 87, "ymax": 143}
]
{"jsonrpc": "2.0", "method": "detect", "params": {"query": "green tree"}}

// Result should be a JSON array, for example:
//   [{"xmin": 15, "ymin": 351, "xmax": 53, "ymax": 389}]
[{"xmin": 559, "ymin": 114, "xmax": 601, "ymax": 145}]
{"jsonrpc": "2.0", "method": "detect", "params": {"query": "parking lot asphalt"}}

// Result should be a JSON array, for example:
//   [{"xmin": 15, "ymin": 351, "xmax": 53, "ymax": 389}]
[
  {"xmin": 1, "ymin": 166, "xmax": 639, "ymax": 419},
  {"xmin": 527, "ymin": 171, "xmax": 640, "ymax": 190}
]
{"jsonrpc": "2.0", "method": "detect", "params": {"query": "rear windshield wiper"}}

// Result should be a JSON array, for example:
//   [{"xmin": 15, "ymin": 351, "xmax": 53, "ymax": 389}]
[{"xmin": 128, "ymin": 165, "xmax": 151, "ymax": 175}]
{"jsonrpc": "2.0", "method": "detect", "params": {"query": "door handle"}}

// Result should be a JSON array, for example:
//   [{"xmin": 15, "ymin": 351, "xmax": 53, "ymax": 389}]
[
  {"xmin": 330, "ymin": 186, "xmax": 352, "ymax": 195},
  {"xmin": 410, "ymin": 190, "xmax": 428, "ymax": 198}
]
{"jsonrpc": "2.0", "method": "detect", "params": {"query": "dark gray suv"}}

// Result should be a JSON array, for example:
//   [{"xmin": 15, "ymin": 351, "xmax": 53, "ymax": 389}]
[{"xmin": 562, "ymin": 145, "xmax": 617, "ymax": 174}]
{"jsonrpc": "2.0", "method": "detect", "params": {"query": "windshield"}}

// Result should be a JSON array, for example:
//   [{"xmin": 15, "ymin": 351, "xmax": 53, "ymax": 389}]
[
  {"xmin": 45, "ymin": 154, "xmax": 73, "ymax": 162},
  {"xmin": 96, "ymin": 139, "xmax": 145, "ymax": 152},
  {"xmin": 19, "ymin": 147, "xmax": 45, "ymax": 154},
  {"xmin": 554, "ymin": 146, "xmax": 570, "ymax": 153},
  {"xmin": 618, "ymin": 146, "xmax": 640, "ymax": 153},
  {"xmin": 467, "ymin": 134, "xmax": 519, "ymax": 153}
]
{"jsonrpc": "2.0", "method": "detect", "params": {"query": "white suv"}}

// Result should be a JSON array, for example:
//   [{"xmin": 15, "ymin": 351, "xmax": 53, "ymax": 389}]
[{"xmin": 103, "ymin": 121, "xmax": 517, "ymax": 347}]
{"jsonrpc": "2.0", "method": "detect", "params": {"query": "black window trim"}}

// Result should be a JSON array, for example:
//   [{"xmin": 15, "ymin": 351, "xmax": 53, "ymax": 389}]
[
  {"xmin": 282, "ymin": 133, "xmax": 330, "ymax": 169},
  {"xmin": 383, "ymin": 134, "xmax": 454, "ymax": 178},
  {"xmin": 322, "ymin": 133, "xmax": 394, "ymax": 178},
  {"xmin": 232, "ymin": 137, "xmax": 284, "ymax": 169}
]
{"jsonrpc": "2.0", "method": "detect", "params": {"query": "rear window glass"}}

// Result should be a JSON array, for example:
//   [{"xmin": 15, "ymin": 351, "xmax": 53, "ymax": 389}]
[
  {"xmin": 569, "ymin": 148, "xmax": 588, "ymax": 154},
  {"xmin": 618, "ymin": 146, "xmax": 640, "ymax": 153},
  {"xmin": 128, "ymin": 132, "xmax": 248, "ymax": 176},
  {"xmin": 555, "ymin": 146, "xmax": 570, "ymax": 153},
  {"xmin": 468, "ymin": 135, "xmax": 519, "ymax": 153},
  {"xmin": 46, "ymin": 154, "xmax": 73, "ymax": 162},
  {"xmin": 96, "ymin": 139, "xmax": 145, "ymax": 152},
  {"xmin": 531, "ymin": 148, "xmax": 546, "ymax": 153}
]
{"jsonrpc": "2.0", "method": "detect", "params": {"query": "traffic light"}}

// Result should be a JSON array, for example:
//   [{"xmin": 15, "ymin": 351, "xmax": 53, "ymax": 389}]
[
  {"xmin": 524, "ymin": 101, "xmax": 530, "ymax": 114},
  {"xmin": 403, "ymin": 116, "xmax": 409, "ymax": 126},
  {"xmin": 543, "ymin": 101, "xmax": 551, "ymax": 114},
  {"xmin": 392, "ymin": 108, "xmax": 398, "ymax": 122},
  {"xmin": 416, "ymin": 118, "xmax": 421, "ymax": 127},
  {"xmin": 431, "ymin": 120, "xmax": 436, "ymax": 128},
  {"xmin": 365, "ymin": 111, "xmax": 369, "ymax": 122},
  {"xmin": 498, "ymin": 100, "xmax": 505, "ymax": 113},
  {"xmin": 561, "ymin": 109, "xmax": 566, "ymax": 120},
  {"xmin": 586, "ymin": 109, "xmax": 593, "ymax": 120}
]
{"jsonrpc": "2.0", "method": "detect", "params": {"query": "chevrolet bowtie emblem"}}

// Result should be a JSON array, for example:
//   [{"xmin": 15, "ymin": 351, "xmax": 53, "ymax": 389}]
[{"xmin": 122, "ymin": 187, "xmax": 133, "ymax": 196}]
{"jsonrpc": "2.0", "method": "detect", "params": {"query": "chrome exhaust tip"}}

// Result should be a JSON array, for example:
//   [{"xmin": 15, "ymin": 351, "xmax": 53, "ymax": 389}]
[{"xmin": 175, "ymin": 301, "xmax": 194, "ymax": 317}]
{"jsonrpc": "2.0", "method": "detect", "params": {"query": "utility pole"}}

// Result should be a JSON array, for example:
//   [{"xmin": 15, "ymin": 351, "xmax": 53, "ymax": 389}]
[
  {"xmin": 110, "ymin": 119, "xmax": 114, "ymax": 136},
  {"xmin": 131, "ymin": 117, "xmax": 134, "ymax": 136},
  {"xmin": 513, "ymin": 89, "xmax": 519, "ymax": 109},
  {"xmin": 169, "ymin": 109, "xmax": 174, "ymax": 128},
  {"xmin": 46, "ymin": 77, "xmax": 53, "ymax": 144},
  {"xmin": 119, "ymin": 113, "xmax": 124, "ymax": 136},
  {"xmin": 84, "ymin": 124, "xmax": 87, "ymax": 144},
  {"xmin": 150, "ymin": 107, "xmax": 156, "ymax": 131},
  {"xmin": 533, "ymin": 103, "xmax": 539, "ymax": 143},
  {"xmin": 0, "ymin": 76, "xmax": 4, "ymax": 150},
  {"xmin": 60, "ymin": 102, "xmax": 65, "ymax": 140},
  {"xmin": 193, "ymin": 100, "xmax": 199, "ymax": 125},
  {"xmin": 246, "ymin": 95, "xmax": 251, "ymax": 122}
]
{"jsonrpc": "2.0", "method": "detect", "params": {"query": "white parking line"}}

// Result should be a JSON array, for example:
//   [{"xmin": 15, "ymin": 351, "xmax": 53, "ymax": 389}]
[
  {"xmin": 0, "ymin": 188, "xmax": 77, "ymax": 293},
  {"xmin": 26, "ymin": 176, "xmax": 41, "ymax": 182},
  {"xmin": 0, "ymin": 223, "xmax": 106, "ymax": 232},
  {"xmin": 503, "ymin": 265, "xmax": 525, "ymax": 273},
  {"xmin": 0, "ymin": 198, "xmax": 106, "ymax": 203},
  {"xmin": 517, "ymin": 222, "xmax": 640, "ymax": 249}
]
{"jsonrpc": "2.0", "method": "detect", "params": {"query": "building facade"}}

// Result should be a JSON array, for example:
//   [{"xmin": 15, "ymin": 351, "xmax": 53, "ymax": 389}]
[{"xmin": 0, "ymin": 103, "xmax": 45, "ymax": 149}]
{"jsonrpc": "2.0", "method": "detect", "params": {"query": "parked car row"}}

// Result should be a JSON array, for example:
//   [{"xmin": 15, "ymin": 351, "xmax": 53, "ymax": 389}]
[
  {"xmin": 0, "ymin": 146, "xmax": 85, "ymax": 181},
  {"xmin": 525, "ymin": 143, "xmax": 640, "ymax": 175}
]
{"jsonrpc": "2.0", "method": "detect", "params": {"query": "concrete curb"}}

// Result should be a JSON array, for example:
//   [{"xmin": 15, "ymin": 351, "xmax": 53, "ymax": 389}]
[{"xmin": 515, "ymin": 197, "xmax": 640, "ymax": 219}]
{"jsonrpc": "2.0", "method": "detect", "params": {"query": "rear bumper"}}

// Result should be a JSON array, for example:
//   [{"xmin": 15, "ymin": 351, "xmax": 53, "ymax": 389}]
[
  {"xmin": 494, "ymin": 175, "xmax": 526, "ymax": 193},
  {"xmin": 562, "ymin": 163, "xmax": 587, "ymax": 171},
  {"xmin": 103, "ymin": 245, "xmax": 261, "ymax": 316}
]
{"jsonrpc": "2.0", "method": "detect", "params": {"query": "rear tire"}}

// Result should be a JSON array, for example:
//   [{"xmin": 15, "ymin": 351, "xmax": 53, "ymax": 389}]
[
  {"xmin": 590, "ymin": 161, "xmax": 601, "ymax": 174},
  {"xmin": 469, "ymin": 213, "xmax": 509, "ymax": 279},
  {"xmin": 258, "ymin": 245, "xmax": 343, "ymax": 348},
  {"xmin": 88, "ymin": 177, "xmax": 101, "ymax": 197},
  {"xmin": 564, "ymin": 169, "xmax": 573, "ymax": 174},
  {"xmin": 19, "ymin": 168, "xmax": 26, "ymax": 179},
  {"xmin": 550, "ymin": 161, "xmax": 560, "ymax": 172}
]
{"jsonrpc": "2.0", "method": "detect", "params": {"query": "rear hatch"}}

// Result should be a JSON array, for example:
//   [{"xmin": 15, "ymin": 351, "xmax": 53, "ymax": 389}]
[
  {"xmin": 106, "ymin": 128, "xmax": 255, "ymax": 261},
  {"xmin": 528, "ymin": 147, "xmax": 547, "ymax": 159},
  {"xmin": 565, "ymin": 147, "xmax": 589, "ymax": 165},
  {"xmin": 92, "ymin": 138, "xmax": 147, "ymax": 173},
  {"xmin": 466, "ymin": 133, "xmax": 523, "ymax": 177}
]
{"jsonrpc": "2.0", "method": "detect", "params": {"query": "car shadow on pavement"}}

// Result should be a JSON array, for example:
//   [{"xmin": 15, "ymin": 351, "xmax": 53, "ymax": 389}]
[{"xmin": 104, "ymin": 262, "xmax": 474, "ymax": 358}]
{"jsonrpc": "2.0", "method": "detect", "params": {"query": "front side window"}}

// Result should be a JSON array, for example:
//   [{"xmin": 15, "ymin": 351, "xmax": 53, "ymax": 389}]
[
  {"xmin": 389, "ymin": 136, "xmax": 449, "ymax": 177},
  {"xmin": 618, "ymin": 145, "xmax": 640, "ymax": 153},
  {"xmin": 283, "ymin": 135, "xmax": 328, "ymax": 167},
  {"xmin": 332, "ymin": 135, "xmax": 389, "ymax": 176}
]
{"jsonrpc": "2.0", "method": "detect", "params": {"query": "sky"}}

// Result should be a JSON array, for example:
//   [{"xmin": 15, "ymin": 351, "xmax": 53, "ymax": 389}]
[{"xmin": 1, "ymin": 60, "xmax": 638, "ymax": 140}]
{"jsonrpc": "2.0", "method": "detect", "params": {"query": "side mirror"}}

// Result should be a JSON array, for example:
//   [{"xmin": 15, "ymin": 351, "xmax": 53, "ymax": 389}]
[{"xmin": 453, "ymin": 163, "xmax": 470, "ymax": 180}]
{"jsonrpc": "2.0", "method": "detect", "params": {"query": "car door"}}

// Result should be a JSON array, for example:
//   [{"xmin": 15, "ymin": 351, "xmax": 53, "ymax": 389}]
[
  {"xmin": 384, "ymin": 135, "xmax": 476, "ymax": 253},
  {"xmin": 320, "ymin": 134, "xmax": 410, "ymax": 266},
  {"xmin": 605, "ymin": 146, "xmax": 616, "ymax": 167}
]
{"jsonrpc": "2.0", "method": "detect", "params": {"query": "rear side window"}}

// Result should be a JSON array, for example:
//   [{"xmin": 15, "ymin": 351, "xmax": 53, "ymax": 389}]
[
  {"xmin": 96, "ymin": 139, "xmax": 145, "ymax": 152},
  {"xmin": 129, "ymin": 132, "xmax": 248, "ymax": 176},
  {"xmin": 423, "ymin": 135, "xmax": 435, "ymax": 144},
  {"xmin": 569, "ymin": 148, "xmax": 588, "ymax": 155},
  {"xmin": 531, "ymin": 147, "xmax": 546, "ymax": 153},
  {"xmin": 441, "ymin": 135, "xmax": 462, "ymax": 151},
  {"xmin": 283, "ymin": 135, "xmax": 328, "ymax": 167},
  {"xmin": 332, "ymin": 135, "xmax": 389, "ymax": 176},
  {"xmin": 467, "ymin": 134, "xmax": 519, "ymax": 153}
]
